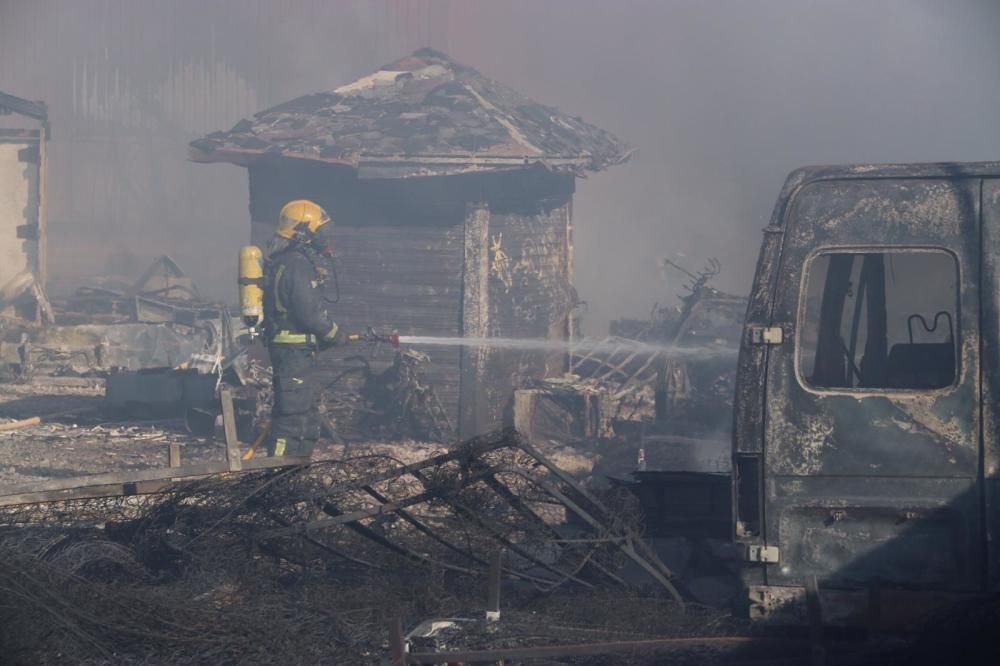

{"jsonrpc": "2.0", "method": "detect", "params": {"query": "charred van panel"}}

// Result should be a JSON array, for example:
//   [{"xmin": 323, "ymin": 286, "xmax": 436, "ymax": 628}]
[
  {"xmin": 736, "ymin": 162, "xmax": 1000, "ymax": 602},
  {"xmin": 981, "ymin": 178, "xmax": 1000, "ymax": 590}
]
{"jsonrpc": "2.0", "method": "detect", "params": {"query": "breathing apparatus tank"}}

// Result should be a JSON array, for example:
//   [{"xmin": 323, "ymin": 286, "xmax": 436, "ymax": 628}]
[{"xmin": 238, "ymin": 245, "xmax": 265, "ymax": 338}]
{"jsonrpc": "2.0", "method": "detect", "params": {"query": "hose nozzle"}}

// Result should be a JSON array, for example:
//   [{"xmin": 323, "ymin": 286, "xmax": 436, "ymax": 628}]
[{"xmin": 354, "ymin": 327, "xmax": 400, "ymax": 348}]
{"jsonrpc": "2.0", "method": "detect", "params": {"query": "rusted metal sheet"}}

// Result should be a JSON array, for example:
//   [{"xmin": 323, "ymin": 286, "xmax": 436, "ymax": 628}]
[{"xmin": 735, "ymin": 162, "xmax": 1000, "ymax": 604}]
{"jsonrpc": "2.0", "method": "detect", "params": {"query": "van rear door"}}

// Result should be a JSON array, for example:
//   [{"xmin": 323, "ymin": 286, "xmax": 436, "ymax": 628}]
[
  {"xmin": 762, "ymin": 177, "xmax": 982, "ymax": 591},
  {"xmin": 980, "ymin": 178, "xmax": 1000, "ymax": 591}
]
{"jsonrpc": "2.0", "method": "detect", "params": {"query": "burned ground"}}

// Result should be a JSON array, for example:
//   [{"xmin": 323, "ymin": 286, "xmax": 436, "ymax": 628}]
[
  {"xmin": 0, "ymin": 379, "xmax": 989, "ymax": 664},
  {"xmin": 0, "ymin": 425, "xmax": 751, "ymax": 665}
]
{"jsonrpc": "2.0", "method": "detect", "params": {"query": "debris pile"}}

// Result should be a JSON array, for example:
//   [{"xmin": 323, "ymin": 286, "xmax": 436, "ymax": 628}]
[
  {"xmin": 1, "ymin": 256, "xmax": 228, "ymax": 380},
  {"xmin": 55, "ymin": 256, "xmax": 222, "ymax": 327},
  {"xmin": 0, "ymin": 428, "xmax": 746, "ymax": 664},
  {"xmin": 317, "ymin": 349, "xmax": 456, "ymax": 443},
  {"xmin": 512, "ymin": 260, "xmax": 744, "ymax": 462}
]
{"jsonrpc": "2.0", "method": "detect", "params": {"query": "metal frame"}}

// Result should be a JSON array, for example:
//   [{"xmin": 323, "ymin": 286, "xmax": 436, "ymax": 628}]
[{"xmin": 0, "ymin": 426, "xmax": 686, "ymax": 604}]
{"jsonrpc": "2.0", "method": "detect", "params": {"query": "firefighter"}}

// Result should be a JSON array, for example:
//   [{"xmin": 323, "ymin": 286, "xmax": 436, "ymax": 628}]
[{"xmin": 263, "ymin": 199, "xmax": 343, "ymax": 458}]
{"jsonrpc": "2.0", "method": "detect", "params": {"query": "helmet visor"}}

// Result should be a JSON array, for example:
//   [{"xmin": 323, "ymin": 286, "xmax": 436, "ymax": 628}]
[{"xmin": 313, "ymin": 219, "xmax": 335, "ymax": 255}]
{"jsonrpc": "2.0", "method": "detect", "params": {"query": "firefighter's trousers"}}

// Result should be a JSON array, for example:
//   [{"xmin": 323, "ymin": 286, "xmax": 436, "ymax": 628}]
[{"xmin": 266, "ymin": 343, "xmax": 320, "ymax": 457}]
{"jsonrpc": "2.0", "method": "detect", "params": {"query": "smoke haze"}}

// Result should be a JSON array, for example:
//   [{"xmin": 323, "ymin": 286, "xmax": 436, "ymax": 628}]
[{"xmin": 2, "ymin": 0, "xmax": 999, "ymax": 331}]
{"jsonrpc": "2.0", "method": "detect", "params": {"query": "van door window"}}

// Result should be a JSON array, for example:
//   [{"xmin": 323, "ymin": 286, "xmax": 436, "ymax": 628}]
[{"xmin": 799, "ymin": 250, "xmax": 958, "ymax": 390}]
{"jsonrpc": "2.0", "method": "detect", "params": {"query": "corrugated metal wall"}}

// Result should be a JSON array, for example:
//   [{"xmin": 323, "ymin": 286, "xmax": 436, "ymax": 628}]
[{"xmin": 0, "ymin": 0, "xmax": 466, "ymax": 298}]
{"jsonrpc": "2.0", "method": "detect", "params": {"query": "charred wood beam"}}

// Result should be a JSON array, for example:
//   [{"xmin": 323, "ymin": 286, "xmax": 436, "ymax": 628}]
[
  {"xmin": 0, "ymin": 428, "xmax": 515, "ymax": 508},
  {"xmin": 0, "ymin": 455, "xmax": 312, "ymax": 507}
]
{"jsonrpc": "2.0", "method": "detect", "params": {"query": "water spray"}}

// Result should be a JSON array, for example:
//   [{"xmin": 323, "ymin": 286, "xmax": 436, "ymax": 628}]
[{"xmin": 395, "ymin": 335, "xmax": 737, "ymax": 360}]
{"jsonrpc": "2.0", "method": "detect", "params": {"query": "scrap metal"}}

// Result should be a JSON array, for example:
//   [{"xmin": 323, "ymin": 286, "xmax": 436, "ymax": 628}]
[
  {"xmin": 0, "ymin": 426, "xmax": 683, "ymax": 602},
  {"xmin": 57, "ymin": 255, "xmax": 224, "ymax": 326}
]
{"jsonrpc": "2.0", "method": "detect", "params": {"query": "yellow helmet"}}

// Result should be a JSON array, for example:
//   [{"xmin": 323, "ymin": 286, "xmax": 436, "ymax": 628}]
[{"xmin": 276, "ymin": 199, "xmax": 331, "ymax": 240}]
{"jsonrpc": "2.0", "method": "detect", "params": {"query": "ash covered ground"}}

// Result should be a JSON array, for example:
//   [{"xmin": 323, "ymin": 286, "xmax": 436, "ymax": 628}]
[
  {"xmin": 0, "ymin": 379, "xmax": 743, "ymax": 664},
  {"xmin": 0, "ymin": 380, "xmax": 978, "ymax": 666}
]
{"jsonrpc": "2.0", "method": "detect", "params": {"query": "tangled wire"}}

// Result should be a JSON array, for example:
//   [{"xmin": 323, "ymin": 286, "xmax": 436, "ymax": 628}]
[{"xmin": 0, "ymin": 429, "xmax": 691, "ymax": 665}]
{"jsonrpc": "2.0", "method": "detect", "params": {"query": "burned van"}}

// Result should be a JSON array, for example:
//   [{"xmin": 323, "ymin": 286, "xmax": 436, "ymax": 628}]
[{"xmin": 734, "ymin": 163, "xmax": 1000, "ymax": 623}]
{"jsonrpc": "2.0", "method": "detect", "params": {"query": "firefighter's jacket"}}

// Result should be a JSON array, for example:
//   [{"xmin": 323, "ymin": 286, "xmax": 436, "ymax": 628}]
[{"xmin": 264, "ymin": 245, "xmax": 340, "ymax": 345}]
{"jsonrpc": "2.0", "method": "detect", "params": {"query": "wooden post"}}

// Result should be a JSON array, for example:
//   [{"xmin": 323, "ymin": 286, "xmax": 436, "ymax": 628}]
[
  {"xmin": 389, "ymin": 615, "xmax": 406, "ymax": 666},
  {"xmin": 220, "ymin": 389, "xmax": 242, "ymax": 471},
  {"xmin": 168, "ymin": 443, "xmax": 181, "ymax": 468}
]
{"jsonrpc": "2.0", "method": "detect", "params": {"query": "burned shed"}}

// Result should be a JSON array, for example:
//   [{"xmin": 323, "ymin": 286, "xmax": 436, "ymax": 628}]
[
  {"xmin": 191, "ymin": 49, "xmax": 629, "ymax": 437},
  {"xmin": 0, "ymin": 90, "xmax": 49, "ymax": 323}
]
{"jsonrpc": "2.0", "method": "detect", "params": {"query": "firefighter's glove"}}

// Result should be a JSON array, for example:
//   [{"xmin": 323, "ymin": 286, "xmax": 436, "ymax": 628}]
[{"xmin": 319, "ymin": 324, "xmax": 343, "ymax": 349}]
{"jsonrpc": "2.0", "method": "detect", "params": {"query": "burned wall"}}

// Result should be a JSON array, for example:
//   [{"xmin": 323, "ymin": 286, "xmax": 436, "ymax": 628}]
[
  {"xmin": 459, "ymin": 170, "xmax": 575, "ymax": 435},
  {"xmin": 246, "ymin": 161, "xmax": 575, "ymax": 438},
  {"xmin": 467, "ymin": 199, "xmax": 575, "ymax": 434}
]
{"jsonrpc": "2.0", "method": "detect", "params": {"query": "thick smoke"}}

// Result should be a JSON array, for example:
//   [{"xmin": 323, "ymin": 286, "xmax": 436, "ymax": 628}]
[{"xmin": 1, "ymin": 0, "xmax": 999, "ymax": 331}]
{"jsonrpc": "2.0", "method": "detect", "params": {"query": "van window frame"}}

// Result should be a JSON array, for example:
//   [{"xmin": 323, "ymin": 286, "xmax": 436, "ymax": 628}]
[{"xmin": 794, "ymin": 245, "xmax": 962, "ymax": 396}]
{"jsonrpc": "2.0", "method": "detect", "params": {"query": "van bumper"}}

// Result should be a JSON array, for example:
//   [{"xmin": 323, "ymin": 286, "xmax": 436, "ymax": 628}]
[{"xmin": 748, "ymin": 584, "xmax": 973, "ymax": 629}]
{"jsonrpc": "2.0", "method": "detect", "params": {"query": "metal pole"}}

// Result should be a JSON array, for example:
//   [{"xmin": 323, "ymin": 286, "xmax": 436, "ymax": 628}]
[{"xmin": 486, "ymin": 549, "xmax": 503, "ymax": 623}]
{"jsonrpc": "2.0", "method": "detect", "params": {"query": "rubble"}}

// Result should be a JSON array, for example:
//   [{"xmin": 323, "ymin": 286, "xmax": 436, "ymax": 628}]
[
  {"xmin": 0, "ymin": 256, "xmax": 233, "ymax": 380},
  {"xmin": 54, "ymin": 255, "xmax": 224, "ymax": 326},
  {"xmin": 511, "ymin": 260, "xmax": 745, "ymax": 473},
  {"xmin": 513, "ymin": 373, "xmax": 653, "ymax": 447},
  {"xmin": 0, "ymin": 322, "xmax": 217, "ymax": 379},
  {"xmin": 325, "ymin": 349, "xmax": 457, "ymax": 443},
  {"xmin": 0, "ymin": 428, "xmax": 751, "ymax": 664}
]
